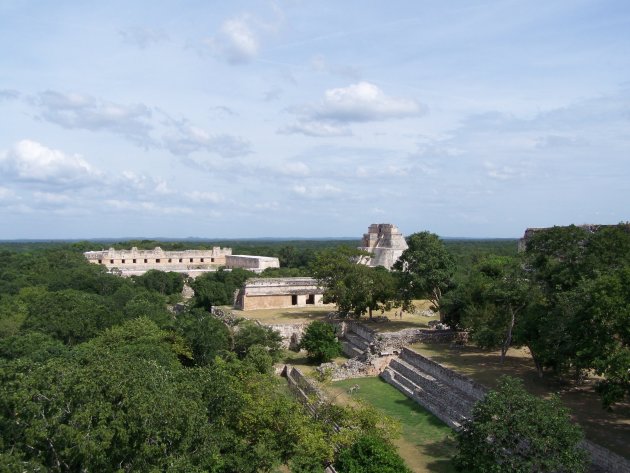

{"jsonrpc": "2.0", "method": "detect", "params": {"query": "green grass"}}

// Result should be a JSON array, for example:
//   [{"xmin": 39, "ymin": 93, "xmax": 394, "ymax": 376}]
[{"xmin": 329, "ymin": 377, "xmax": 457, "ymax": 473}]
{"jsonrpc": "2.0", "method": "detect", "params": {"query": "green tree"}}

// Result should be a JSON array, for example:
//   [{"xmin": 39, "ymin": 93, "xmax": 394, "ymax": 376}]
[
  {"xmin": 176, "ymin": 308, "xmax": 232, "ymax": 366},
  {"xmin": 191, "ymin": 268, "xmax": 255, "ymax": 308},
  {"xmin": 335, "ymin": 434, "xmax": 412, "ymax": 473},
  {"xmin": 233, "ymin": 321, "xmax": 283, "ymax": 361},
  {"xmin": 132, "ymin": 269, "xmax": 185, "ymax": 296},
  {"xmin": 393, "ymin": 231, "xmax": 455, "ymax": 315},
  {"xmin": 299, "ymin": 321, "xmax": 341, "ymax": 363},
  {"xmin": 20, "ymin": 287, "xmax": 115, "ymax": 345},
  {"xmin": 312, "ymin": 247, "xmax": 400, "ymax": 318},
  {"xmin": 454, "ymin": 376, "xmax": 588, "ymax": 473},
  {"xmin": 456, "ymin": 256, "xmax": 534, "ymax": 363},
  {"xmin": 521, "ymin": 224, "xmax": 630, "ymax": 402}
]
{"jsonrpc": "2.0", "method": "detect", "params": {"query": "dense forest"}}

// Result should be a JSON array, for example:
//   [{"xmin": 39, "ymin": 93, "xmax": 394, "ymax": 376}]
[{"xmin": 0, "ymin": 239, "xmax": 425, "ymax": 472}]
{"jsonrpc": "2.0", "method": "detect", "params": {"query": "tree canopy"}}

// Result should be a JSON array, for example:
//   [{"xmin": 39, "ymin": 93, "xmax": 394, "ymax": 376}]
[
  {"xmin": 299, "ymin": 320, "xmax": 342, "ymax": 363},
  {"xmin": 311, "ymin": 247, "xmax": 400, "ymax": 318},
  {"xmin": 393, "ymin": 231, "xmax": 455, "ymax": 314},
  {"xmin": 454, "ymin": 376, "xmax": 588, "ymax": 473}
]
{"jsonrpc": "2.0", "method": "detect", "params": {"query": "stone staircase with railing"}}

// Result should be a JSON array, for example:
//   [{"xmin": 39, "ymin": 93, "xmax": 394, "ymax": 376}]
[{"xmin": 380, "ymin": 347, "xmax": 486, "ymax": 430}]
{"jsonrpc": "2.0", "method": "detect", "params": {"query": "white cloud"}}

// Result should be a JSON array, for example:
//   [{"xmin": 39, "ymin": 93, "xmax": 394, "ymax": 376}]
[
  {"xmin": 279, "ymin": 120, "xmax": 351, "ymax": 137},
  {"xmin": 163, "ymin": 120, "xmax": 251, "ymax": 157},
  {"xmin": 207, "ymin": 17, "xmax": 259, "ymax": 64},
  {"xmin": 0, "ymin": 140, "xmax": 99, "ymax": 187},
  {"xmin": 36, "ymin": 91, "xmax": 154, "ymax": 147},
  {"xmin": 279, "ymin": 161, "xmax": 310, "ymax": 176},
  {"xmin": 0, "ymin": 186, "xmax": 19, "ymax": 201},
  {"xmin": 291, "ymin": 183, "xmax": 342, "ymax": 199},
  {"xmin": 313, "ymin": 82, "xmax": 423, "ymax": 122},
  {"xmin": 185, "ymin": 191, "xmax": 223, "ymax": 204},
  {"xmin": 283, "ymin": 82, "xmax": 424, "ymax": 137},
  {"xmin": 32, "ymin": 191, "xmax": 72, "ymax": 203},
  {"xmin": 105, "ymin": 199, "xmax": 193, "ymax": 215},
  {"xmin": 119, "ymin": 26, "xmax": 169, "ymax": 48}
]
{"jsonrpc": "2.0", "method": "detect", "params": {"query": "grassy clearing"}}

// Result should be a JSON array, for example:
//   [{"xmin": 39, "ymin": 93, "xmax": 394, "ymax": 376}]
[
  {"xmin": 326, "ymin": 377, "xmax": 457, "ymax": 473},
  {"xmin": 409, "ymin": 342, "xmax": 630, "ymax": 458},
  {"xmin": 229, "ymin": 299, "xmax": 441, "ymax": 330},
  {"xmin": 228, "ymin": 305, "xmax": 333, "ymax": 324}
]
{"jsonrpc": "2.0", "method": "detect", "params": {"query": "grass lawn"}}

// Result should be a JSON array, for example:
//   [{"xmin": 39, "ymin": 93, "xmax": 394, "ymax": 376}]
[
  {"xmin": 228, "ymin": 299, "xmax": 441, "ymax": 331},
  {"xmin": 327, "ymin": 377, "xmax": 457, "ymax": 473},
  {"xmin": 227, "ymin": 305, "xmax": 333, "ymax": 324},
  {"xmin": 409, "ymin": 342, "xmax": 630, "ymax": 459}
]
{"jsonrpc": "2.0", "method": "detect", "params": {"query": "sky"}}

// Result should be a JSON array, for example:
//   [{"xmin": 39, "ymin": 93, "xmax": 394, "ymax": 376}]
[{"xmin": 1, "ymin": 0, "xmax": 629, "ymax": 239}]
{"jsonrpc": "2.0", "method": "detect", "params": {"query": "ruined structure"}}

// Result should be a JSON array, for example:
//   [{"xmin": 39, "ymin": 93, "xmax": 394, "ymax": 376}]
[
  {"xmin": 357, "ymin": 223, "xmax": 408, "ymax": 270},
  {"xmin": 234, "ymin": 277, "xmax": 327, "ymax": 310}
]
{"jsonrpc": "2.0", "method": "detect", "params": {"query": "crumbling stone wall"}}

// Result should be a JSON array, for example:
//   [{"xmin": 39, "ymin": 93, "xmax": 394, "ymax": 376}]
[{"xmin": 264, "ymin": 323, "xmax": 309, "ymax": 349}]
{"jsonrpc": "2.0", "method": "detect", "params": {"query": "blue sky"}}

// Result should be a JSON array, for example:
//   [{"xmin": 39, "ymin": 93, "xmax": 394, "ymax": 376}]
[{"xmin": 1, "ymin": 0, "xmax": 629, "ymax": 239}]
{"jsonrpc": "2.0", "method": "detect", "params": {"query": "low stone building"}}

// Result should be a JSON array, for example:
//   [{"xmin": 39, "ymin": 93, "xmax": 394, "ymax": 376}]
[
  {"xmin": 226, "ymin": 255, "xmax": 280, "ymax": 272},
  {"xmin": 357, "ymin": 223, "xmax": 408, "ymax": 270},
  {"xmin": 234, "ymin": 277, "xmax": 327, "ymax": 311}
]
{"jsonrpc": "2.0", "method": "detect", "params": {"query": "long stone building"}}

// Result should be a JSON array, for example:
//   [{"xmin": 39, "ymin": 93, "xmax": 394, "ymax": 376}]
[
  {"xmin": 234, "ymin": 277, "xmax": 327, "ymax": 311},
  {"xmin": 357, "ymin": 223, "xmax": 408, "ymax": 270},
  {"xmin": 84, "ymin": 247, "xmax": 279, "ymax": 276}
]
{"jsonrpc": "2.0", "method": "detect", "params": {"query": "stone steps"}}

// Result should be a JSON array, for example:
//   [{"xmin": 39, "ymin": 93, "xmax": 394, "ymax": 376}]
[
  {"xmin": 380, "ymin": 348, "xmax": 486, "ymax": 430},
  {"xmin": 381, "ymin": 367, "xmax": 464, "ymax": 430},
  {"xmin": 388, "ymin": 357, "xmax": 476, "ymax": 417},
  {"xmin": 340, "ymin": 332, "xmax": 371, "ymax": 358},
  {"xmin": 341, "ymin": 341, "xmax": 364, "ymax": 358}
]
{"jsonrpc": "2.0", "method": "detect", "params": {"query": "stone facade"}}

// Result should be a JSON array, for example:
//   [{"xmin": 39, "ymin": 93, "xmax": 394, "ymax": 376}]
[
  {"xmin": 84, "ymin": 247, "xmax": 281, "ymax": 277},
  {"xmin": 84, "ymin": 246, "xmax": 231, "ymax": 273},
  {"xmin": 357, "ymin": 223, "xmax": 408, "ymax": 270},
  {"xmin": 225, "ymin": 255, "xmax": 279, "ymax": 272},
  {"xmin": 234, "ymin": 277, "xmax": 327, "ymax": 311}
]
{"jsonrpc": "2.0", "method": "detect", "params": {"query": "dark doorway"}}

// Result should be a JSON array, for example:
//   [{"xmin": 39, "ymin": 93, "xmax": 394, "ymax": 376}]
[
  {"xmin": 306, "ymin": 294, "xmax": 315, "ymax": 304},
  {"xmin": 291, "ymin": 295, "xmax": 298, "ymax": 306}
]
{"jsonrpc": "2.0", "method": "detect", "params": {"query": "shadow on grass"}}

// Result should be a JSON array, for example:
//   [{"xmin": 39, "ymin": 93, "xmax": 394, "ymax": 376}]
[
  {"xmin": 391, "ymin": 397, "xmax": 451, "ymax": 429},
  {"xmin": 414, "ymin": 436, "xmax": 458, "ymax": 473}
]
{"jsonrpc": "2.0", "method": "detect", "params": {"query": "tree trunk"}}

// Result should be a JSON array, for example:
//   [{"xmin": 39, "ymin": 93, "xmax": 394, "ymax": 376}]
[
  {"xmin": 527, "ymin": 344, "xmax": 544, "ymax": 378},
  {"xmin": 368, "ymin": 306, "xmax": 373, "ymax": 320},
  {"xmin": 500, "ymin": 306, "xmax": 516, "ymax": 364}
]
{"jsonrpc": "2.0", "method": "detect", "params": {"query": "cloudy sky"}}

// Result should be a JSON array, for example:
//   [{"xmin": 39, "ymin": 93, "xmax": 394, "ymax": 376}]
[{"xmin": 1, "ymin": 1, "xmax": 629, "ymax": 239}]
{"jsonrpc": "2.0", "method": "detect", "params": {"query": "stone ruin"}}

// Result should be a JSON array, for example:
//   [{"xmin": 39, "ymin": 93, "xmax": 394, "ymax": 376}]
[{"xmin": 357, "ymin": 223, "xmax": 408, "ymax": 270}]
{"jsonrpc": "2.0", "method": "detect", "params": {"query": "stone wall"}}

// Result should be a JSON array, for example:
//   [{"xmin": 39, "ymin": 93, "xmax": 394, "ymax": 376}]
[
  {"xmin": 399, "ymin": 347, "xmax": 486, "ymax": 401},
  {"xmin": 265, "ymin": 323, "xmax": 309, "ymax": 349},
  {"xmin": 225, "ymin": 255, "xmax": 280, "ymax": 271},
  {"xmin": 377, "ymin": 328, "xmax": 467, "ymax": 352},
  {"xmin": 582, "ymin": 440, "xmax": 630, "ymax": 473}
]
